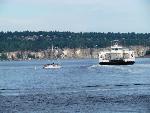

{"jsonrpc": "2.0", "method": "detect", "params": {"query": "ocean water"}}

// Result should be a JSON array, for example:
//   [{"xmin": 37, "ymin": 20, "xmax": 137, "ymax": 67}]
[{"xmin": 0, "ymin": 58, "xmax": 150, "ymax": 113}]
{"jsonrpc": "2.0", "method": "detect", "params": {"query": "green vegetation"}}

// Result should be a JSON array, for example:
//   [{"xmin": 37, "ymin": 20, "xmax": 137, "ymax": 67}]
[
  {"xmin": 27, "ymin": 54, "xmax": 35, "ymax": 59},
  {"xmin": 17, "ymin": 53, "xmax": 23, "ymax": 59},
  {"xmin": 146, "ymin": 50, "xmax": 150, "ymax": 55},
  {"xmin": 0, "ymin": 53, "xmax": 8, "ymax": 60},
  {"xmin": 0, "ymin": 31, "xmax": 150, "ymax": 52}
]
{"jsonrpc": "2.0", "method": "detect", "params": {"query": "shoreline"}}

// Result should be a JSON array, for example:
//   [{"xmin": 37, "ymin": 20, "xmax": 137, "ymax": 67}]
[{"xmin": 0, "ymin": 57, "xmax": 150, "ymax": 62}]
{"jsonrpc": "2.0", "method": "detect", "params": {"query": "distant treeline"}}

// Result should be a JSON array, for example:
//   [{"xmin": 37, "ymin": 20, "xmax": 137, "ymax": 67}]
[{"xmin": 0, "ymin": 31, "xmax": 150, "ymax": 52}]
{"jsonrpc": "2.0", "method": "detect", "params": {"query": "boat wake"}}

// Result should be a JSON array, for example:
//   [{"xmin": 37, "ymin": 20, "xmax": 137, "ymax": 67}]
[
  {"xmin": 88, "ymin": 64, "xmax": 101, "ymax": 68},
  {"xmin": 88, "ymin": 64, "xmax": 131, "ymax": 69},
  {"xmin": 88, "ymin": 63, "xmax": 148, "ymax": 75}
]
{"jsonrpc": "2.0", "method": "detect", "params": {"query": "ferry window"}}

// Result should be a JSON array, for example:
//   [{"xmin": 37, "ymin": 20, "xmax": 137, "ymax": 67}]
[{"xmin": 115, "ymin": 48, "xmax": 118, "ymax": 50}]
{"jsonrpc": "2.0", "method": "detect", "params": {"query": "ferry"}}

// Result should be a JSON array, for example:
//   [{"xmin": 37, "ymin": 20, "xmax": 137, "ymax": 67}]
[{"xmin": 99, "ymin": 40, "xmax": 135, "ymax": 65}]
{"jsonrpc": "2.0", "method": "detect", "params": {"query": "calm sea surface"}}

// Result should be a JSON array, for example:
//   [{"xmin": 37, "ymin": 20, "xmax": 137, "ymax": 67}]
[{"xmin": 0, "ymin": 58, "xmax": 150, "ymax": 113}]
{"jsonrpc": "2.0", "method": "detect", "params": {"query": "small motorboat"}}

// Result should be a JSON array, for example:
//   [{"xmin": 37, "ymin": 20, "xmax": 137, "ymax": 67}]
[{"xmin": 43, "ymin": 63, "xmax": 61, "ymax": 69}]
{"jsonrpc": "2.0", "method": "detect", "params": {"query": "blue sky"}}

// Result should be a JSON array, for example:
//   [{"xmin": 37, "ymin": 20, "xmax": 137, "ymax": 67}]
[{"xmin": 0, "ymin": 0, "xmax": 149, "ymax": 32}]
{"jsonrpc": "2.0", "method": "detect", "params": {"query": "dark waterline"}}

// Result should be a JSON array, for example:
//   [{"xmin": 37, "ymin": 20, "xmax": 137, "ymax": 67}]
[{"xmin": 0, "ymin": 58, "xmax": 150, "ymax": 113}]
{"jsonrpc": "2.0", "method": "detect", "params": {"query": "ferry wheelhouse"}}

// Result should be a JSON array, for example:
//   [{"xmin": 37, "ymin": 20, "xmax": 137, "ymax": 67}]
[{"xmin": 99, "ymin": 40, "xmax": 135, "ymax": 65}]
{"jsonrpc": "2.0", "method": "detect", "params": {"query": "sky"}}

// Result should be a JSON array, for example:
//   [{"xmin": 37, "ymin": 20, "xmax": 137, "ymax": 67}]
[{"xmin": 0, "ymin": 0, "xmax": 150, "ymax": 33}]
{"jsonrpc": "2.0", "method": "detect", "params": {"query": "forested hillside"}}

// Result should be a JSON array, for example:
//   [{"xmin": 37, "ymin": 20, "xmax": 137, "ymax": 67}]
[{"xmin": 0, "ymin": 31, "xmax": 150, "ymax": 52}]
